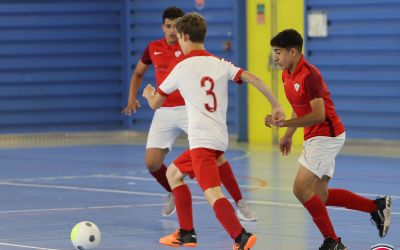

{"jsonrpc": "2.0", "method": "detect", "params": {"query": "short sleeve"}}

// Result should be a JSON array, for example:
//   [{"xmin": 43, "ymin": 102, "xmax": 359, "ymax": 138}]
[
  {"xmin": 158, "ymin": 66, "xmax": 179, "ymax": 95},
  {"xmin": 140, "ymin": 45, "xmax": 152, "ymax": 65},
  {"xmin": 227, "ymin": 61, "xmax": 244, "ymax": 84},
  {"xmin": 304, "ymin": 72, "xmax": 325, "ymax": 100}
]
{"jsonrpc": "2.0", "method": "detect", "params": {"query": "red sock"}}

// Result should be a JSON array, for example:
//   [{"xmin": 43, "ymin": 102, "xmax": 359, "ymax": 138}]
[
  {"xmin": 213, "ymin": 198, "xmax": 243, "ymax": 239},
  {"xmin": 172, "ymin": 185, "xmax": 193, "ymax": 231},
  {"xmin": 150, "ymin": 164, "xmax": 172, "ymax": 192},
  {"xmin": 218, "ymin": 161, "xmax": 242, "ymax": 204},
  {"xmin": 326, "ymin": 189, "xmax": 377, "ymax": 213},
  {"xmin": 304, "ymin": 195, "xmax": 338, "ymax": 241}
]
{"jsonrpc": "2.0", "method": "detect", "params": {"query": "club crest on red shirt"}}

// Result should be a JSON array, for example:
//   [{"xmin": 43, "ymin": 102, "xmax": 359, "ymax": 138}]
[
  {"xmin": 294, "ymin": 82, "xmax": 300, "ymax": 92},
  {"xmin": 175, "ymin": 51, "xmax": 182, "ymax": 57}
]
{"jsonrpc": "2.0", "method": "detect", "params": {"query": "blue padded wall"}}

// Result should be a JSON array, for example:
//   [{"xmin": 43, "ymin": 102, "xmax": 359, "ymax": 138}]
[
  {"xmin": 0, "ymin": 0, "xmax": 245, "ymax": 136},
  {"xmin": 306, "ymin": 0, "xmax": 400, "ymax": 140},
  {"xmin": 0, "ymin": 0, "xmax": 126, "ymax": 133}
]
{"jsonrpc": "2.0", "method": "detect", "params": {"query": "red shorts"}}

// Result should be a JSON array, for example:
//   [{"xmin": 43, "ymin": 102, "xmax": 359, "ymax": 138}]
[{"xmin": 173, "ymin": 148, "xmax": 223, "ymax": 191}]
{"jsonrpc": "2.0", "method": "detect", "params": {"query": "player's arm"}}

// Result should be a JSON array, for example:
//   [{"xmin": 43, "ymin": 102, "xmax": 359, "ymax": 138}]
[
  {"xmin": 122, "ymin": 60, "xmax": 149, "ymax": 115},
  {"xmin": 276, "ymin": 111, "xmax": 297, "ymax": 156},
  {"xmin": 143, "ymin": 61, "xmax": 179, "ymax": 110},
  {"xmin": 240, "ymin": 71, "xmax": 285, "ymax": 123},
  {"xmin": 240, "ymin": 71, "xmax": 280, "ymax": 108},
  {"xmin": 142, "ymin": 84, "xmax": 165, "ymax": 110},
  {"xmin": 277, "ymin": 71, "xmax": 326, "ymax": 128},
  {"xmin": 282, "ymin": 111, "xmax": 298, "ymax": 137},
  {"xmin": 277, "ymin": 98, "xmax": 325, "ymax": 127}
]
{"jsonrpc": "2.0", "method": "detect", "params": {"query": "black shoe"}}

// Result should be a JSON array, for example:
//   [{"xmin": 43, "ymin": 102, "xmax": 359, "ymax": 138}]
[
  {"xmin": 370, "ymin": 195, "xmax": 391, "ymax": 237},
  {"xmin": 159, "ymin": 228, "xmax": 197, "ymax": 247},
  {"xmin": 319, "ymin": 237, "xmax": 347, "ymax": 250},
  {"xmin": 233, "ymin": 229, "xmax": 257, "ymax": 250}
]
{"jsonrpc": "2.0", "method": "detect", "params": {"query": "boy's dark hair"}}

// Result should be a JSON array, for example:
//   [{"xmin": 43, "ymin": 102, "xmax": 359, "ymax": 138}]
[
  {"xmin": 270, "ymin": 29, "xmax": 303, "ymax": 52},
  {"xmin": 175, "ymin": 12, "xmax": 207, "ymax": 43},
  {"xmin": 162, "ymin": 6, "xmax": 184, "ymax": 23}
]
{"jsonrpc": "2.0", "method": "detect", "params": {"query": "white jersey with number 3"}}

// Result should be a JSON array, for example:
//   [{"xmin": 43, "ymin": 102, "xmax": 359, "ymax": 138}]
[{"xmin": 157, "ymin": 50, "xmax": 243, "ymax": 151}]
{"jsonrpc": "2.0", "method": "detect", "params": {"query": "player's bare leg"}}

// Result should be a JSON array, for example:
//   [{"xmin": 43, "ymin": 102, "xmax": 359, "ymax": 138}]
[
  {"xmin": 216, "ymin": 155, "xmax": 257, "ymax": 221},
  {"xmin": 314, "ymin": 176, "xmax": 330, "ymax": 203},
  {"xmin": 145, "ymin": 148, "xmax": 175, "ymax": 216}
]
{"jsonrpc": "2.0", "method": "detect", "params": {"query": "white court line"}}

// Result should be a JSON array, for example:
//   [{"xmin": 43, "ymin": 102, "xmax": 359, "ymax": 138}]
[
  {"xmin": 0, "ymin": 242, "xmax": 61, "ymax": 250},
  {"xmin": 0, "ymin": 202, "xmax": 303, "ymax": 215},
  {"xmin": 0, "ymin": 201, "xmax": 209, "ymax": 215},
  {"xmin": 0, "ymin": 181, "xmax": 167, "ymax": 197},
  {"xmin": 0, "ymin": 181, "xmax": 398, "ymax": 216},
  {"xmin": 231, "ymin": 151, "xmax": 250, "ymax": 161},
  {"xmin": 0, "ymin": 174, "xmax": 280, "ymax": 191},
  {"xmin": 3, "ymin": 174, "xmax": 398, "ymax": 200}
]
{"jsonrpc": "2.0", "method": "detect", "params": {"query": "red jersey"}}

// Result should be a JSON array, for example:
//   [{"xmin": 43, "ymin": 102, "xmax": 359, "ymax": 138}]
[
  {"xmin": 141, "ymin": 38, "xmax": 185, "ymax": 107},
  {"xmin": 282, "ymin": 56, "xmax": 345, "ymax": 140}
]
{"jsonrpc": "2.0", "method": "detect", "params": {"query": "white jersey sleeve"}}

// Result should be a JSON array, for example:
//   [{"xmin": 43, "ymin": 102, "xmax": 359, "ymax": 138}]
[
  {"xmin": 227, "ymin": 62, "xmax": 244, "ymax": 84},
  {"xmin": 158, "ymin": 66, "xmax": 180, "ymax": 95}
]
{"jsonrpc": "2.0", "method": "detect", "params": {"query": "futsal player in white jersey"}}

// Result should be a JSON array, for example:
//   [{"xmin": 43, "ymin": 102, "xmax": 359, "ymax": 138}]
[
  {"xmin": 123, "ymin": 6, "xmax": 257, "ymax": 220},
  {"xmin": 143, "ymin": 13, "xmax": 285, "ymax": 249}
]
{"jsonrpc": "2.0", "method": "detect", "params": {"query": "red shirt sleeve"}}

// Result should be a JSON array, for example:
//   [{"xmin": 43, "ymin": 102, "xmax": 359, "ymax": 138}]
[
  {"xmin": 304, "ymin": 71, "xmax": 325, "ymax": 100},
  {"xmin": 140, "ymin": 45, "xmax": 152, "ymax": 65}
]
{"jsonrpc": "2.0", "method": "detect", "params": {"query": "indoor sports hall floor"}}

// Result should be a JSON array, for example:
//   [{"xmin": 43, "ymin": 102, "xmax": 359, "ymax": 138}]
[{"xmin": 0, "ymin": 133, "xmax": 398, "ymax": 250}]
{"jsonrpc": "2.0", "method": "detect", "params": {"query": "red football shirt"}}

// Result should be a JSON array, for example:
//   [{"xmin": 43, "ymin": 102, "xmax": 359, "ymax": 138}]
[
  {"xmin": 282, "ymin": 56, "xmax": 345, "ymax": 140},
  {"xmin": 141, "ymin": 38, "xmax": 185, "ymax": 107}
]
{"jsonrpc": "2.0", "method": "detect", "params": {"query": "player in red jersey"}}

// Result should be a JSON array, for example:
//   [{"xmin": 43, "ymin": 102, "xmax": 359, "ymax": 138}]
[
  {"xmin": 143, "ymin": 13, "xmax": 284, "ymax": 249},
  {"xmin": 123, "ymin": 7, "xmax": 257, "ymax": 220},
  {"xmin": 267, "ymin": 29, "xmax": 391, "ymax": 250}
]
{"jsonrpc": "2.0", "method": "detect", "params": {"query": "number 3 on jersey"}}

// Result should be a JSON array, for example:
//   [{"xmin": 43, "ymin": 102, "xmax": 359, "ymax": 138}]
[{"xmin": 200, "ymin": 76, "xmax": 217, "ymax": 112}]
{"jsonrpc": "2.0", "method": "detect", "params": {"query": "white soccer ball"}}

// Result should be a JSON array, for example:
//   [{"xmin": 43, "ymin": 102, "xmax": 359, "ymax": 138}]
[{"xmin": 70, "ymin": 221, "xmax": 101, "ymax": 250}]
